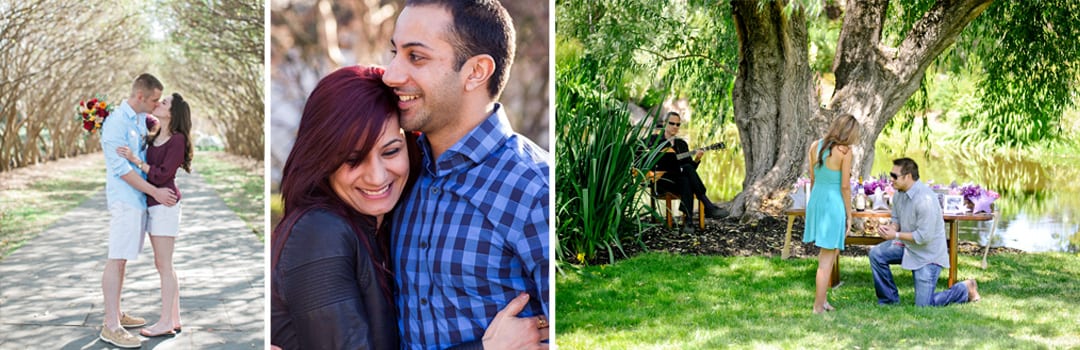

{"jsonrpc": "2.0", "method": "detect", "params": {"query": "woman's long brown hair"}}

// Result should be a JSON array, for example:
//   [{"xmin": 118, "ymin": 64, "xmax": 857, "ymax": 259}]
[
  {"xmin": 167, "ymin": 93, "xmax": 193, "ymax": 173},
  {"xmin": 818, "ymin": 113, "xmax": 860, "ymax": 167}
]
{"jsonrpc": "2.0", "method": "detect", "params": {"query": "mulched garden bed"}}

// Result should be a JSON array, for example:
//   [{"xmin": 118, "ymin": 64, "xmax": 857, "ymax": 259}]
[{"xmin": 586, "ymin": 215, "xmax": 1024, "ymax": 265}]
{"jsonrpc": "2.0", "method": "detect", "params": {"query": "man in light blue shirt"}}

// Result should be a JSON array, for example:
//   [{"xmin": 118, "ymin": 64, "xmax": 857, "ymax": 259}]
[
  {"xmin": 872, "ymin": 158, "xmax": 981, "ymax": 306},
  {"xmin": 98, "ymin": 74, "xmax": 177, "ymax": 348}
]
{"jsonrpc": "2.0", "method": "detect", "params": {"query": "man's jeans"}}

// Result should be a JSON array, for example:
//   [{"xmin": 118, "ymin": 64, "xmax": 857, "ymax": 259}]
[{"xmin": 869, "ymin": 241, "xmax": 969, "ymax": 306}]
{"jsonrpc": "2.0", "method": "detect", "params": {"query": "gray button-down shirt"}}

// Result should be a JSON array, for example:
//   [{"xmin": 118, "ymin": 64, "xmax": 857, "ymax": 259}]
[{"xmin": 891, "ymin": 180, "xmax": 949, "ymax": 269}]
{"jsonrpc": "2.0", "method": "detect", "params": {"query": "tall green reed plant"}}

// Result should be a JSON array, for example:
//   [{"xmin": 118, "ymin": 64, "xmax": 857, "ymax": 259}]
[{"xmin": 556, "ymin": 61, "xmax": 663, "ymax": 265}]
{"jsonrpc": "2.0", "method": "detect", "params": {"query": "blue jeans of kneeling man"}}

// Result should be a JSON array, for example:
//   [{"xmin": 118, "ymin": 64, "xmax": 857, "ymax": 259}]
[{"xmin": 869, "ymin": 241, "xmax": 969, "ymax": 306}]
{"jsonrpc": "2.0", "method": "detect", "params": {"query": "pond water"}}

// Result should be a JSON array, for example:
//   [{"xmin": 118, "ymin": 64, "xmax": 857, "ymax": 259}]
[{"xmin": 697, "ymin": 141, "xmax": 1080, "ymax": 253}]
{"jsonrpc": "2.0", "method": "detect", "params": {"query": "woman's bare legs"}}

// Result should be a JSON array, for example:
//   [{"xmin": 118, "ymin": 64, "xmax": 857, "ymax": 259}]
[
  {"xmin": 141, "ymin": 235, "xmax": 180, "ymax": 335},
  {"xmin": 814, "ymin": 248, "xmax": 840, "ymax": 314}
]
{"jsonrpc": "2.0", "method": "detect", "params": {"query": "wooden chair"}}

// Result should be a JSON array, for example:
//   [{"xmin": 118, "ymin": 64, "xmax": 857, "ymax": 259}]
[{"xmin": 643, "ymin": 170, "xmax": 705, "ymax": 230}]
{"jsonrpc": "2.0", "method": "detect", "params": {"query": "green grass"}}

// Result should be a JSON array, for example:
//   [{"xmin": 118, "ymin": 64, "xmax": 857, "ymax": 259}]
[
  {"xmin": 193, "ymin": 151, "xmax": 265, "ymax": 241},
  {"xmin": 0, "ymin": 158, "xmax": 106, "ymax": 260},
  {"xmin": 556, "ymin": 252, "xmax": 1080, "ymax": 349}
]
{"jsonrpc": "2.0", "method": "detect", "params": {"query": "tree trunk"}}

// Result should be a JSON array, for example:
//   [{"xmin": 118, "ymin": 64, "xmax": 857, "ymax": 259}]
[
  {"xmin": 829, "ymin": 0, "xmax": 992, "ymax": 176},
  {"xmin": 729, "ymin": 1, "xmax": 817, "ymax": 221},
  {"xmin": 729, "ymin": 0, "xmax": 992, "ymax": 220}
]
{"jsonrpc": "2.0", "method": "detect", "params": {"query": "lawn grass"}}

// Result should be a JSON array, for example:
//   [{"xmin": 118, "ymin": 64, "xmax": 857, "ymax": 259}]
[
  {"xmin": 556, "ymin": 252, "xmax": 1080, "ymax": 349},
  {"xmin": 0, "ymin": 156, "xmax": 106, "ymax": 260},
  {"xmin": 192, "ymin": 151, "xmax": 265, "ymax": 241}
]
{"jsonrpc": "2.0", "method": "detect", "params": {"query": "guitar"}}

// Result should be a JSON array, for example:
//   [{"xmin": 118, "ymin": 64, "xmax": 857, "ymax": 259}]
[{"xmin": 664, "ymin": 142, "xmax": 726, "ymax": 160}]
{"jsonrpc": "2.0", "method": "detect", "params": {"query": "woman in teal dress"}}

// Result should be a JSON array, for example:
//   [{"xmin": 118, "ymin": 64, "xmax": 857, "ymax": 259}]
[{"xmin": 803, "ymin": 114, "xmax": 860, "ymax": 314}]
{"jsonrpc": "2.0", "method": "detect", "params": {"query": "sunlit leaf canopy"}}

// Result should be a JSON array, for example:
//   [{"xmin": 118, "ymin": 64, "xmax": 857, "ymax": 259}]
[
  {"xmin": 154, "ymin": 0, "xmax": 265, "ymax": 159},
  {"xmin": 557, "ymin": 0, "xmax": 737, "ymax": 133},
  {"xmin": 0, "ymin": 0, "xmax": 263, "ymax": 172}
]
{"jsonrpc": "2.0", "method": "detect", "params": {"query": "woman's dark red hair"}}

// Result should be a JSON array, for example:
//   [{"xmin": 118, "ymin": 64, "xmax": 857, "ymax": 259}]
[{"xmin": 278, "ymin": 65, "xmax": 418, "ymax": 217}]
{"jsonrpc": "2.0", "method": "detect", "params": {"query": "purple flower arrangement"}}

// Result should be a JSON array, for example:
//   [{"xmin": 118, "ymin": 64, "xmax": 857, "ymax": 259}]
[
  {"xmin": 848, "ymin": 176, "xmax": 895, "ymax": 198},
  {"xmin": 862, "ymin": 177, "xmax": 892, "ymax": 196},
  {"xmin": 960, "ymin": 183, "xmax": 980, "ymax": 201},
  {"xmin": 958, "ymin": 183, "xmax": 1000, "ymax": 202},
  {"xmin": 960, "ymin": 183, "xmax": 1000, "ymax": 213}
]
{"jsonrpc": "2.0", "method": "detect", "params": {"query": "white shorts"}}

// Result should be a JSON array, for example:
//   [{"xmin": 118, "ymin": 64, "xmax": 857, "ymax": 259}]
[
  {"xmin": 147, "ymin": 202, "xmax": 182, "ymax": 237},
  {"xmin": 108, "ymin": 202, "xmax": 146, "ymax": 260}
]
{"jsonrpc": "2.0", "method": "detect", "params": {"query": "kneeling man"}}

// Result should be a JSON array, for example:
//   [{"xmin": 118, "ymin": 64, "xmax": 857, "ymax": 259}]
[{"xmin": 870, "ymin": 158, "xmax": 980, "ymax": 306}]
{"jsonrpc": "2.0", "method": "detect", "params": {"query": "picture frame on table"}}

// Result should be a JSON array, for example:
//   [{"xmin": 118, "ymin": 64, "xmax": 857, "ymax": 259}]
[{"xmin": 943, "ymin": 195, "xmax": 966, "ymax": 214}]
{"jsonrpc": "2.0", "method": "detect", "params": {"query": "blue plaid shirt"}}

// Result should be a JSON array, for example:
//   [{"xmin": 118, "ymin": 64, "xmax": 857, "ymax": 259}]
[{"xmin": 392, "ymin": 104, "xmax": 550, "ymax": 349}]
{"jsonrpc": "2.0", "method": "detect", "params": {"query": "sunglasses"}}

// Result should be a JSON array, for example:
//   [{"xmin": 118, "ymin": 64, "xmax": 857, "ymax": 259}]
[
  {"xmin": 890, "ymin": 172, "xmax": 901, "ymax": 180},
  {"xmin": 667, "ymin": 122, "xmax": 681, "ymax": 127}
]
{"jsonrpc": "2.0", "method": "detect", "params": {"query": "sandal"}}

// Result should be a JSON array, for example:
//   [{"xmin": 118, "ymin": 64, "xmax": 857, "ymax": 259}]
[{"xmin": 140, "ymin": 327, "xmax": 176, "ymax": 338}]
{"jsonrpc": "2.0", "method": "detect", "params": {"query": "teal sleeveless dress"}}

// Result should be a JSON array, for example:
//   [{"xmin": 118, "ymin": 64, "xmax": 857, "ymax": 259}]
[{"xmin": 803, "ymin": 140, "xmax": 846, "ymax": 250}]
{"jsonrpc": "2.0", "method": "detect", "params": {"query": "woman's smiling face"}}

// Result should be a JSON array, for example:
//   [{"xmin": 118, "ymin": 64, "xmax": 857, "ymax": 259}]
[{"xmin": 329, "ymin": 115, "xmax": 410, "ymax": 224}]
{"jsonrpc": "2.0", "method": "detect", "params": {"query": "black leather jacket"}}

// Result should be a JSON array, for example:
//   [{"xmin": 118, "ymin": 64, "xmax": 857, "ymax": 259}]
[{"xmin": 271, "ymin": 208, "xmax": 399, "ymax": 349}]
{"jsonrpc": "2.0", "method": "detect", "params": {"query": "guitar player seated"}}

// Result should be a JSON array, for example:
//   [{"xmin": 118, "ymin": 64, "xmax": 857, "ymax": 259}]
[{"xmin": 646, "ymin": 111, "xmax": 727, "ymax": 231}]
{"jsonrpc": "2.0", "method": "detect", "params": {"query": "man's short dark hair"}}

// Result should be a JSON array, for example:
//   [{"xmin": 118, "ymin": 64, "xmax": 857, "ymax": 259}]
[
  {"xmin": 133, "ymin": 73, "xmax": 163, "ymax": 92},
  {"xmin": 893, "ymin": 157, "xmax": 920, "ymax": 181},
  {"xmin": 406, "ymin": 0, "xmax": 515, "ymax": 99}
]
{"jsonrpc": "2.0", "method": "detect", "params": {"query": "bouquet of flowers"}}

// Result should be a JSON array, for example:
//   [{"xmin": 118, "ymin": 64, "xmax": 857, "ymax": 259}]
[{"xmin": 77, "ymin": 97, "xmax": 113, "ymax": 134}]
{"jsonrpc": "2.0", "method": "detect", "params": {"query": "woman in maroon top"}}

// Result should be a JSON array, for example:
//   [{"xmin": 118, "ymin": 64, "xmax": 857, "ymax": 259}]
[{"xmin": 117, "ymin": 93, "xmax": 193, "ymax": 337}]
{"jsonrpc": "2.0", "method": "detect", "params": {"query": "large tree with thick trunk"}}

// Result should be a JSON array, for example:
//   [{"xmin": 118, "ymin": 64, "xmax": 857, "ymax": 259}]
[
  {"xmin": 727, "ymin": 0, "xmax": 992, "ymax": 220},
  {"xmin": 557, "ymin": 0, "xmax": 1080, "ymax": 260}
]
